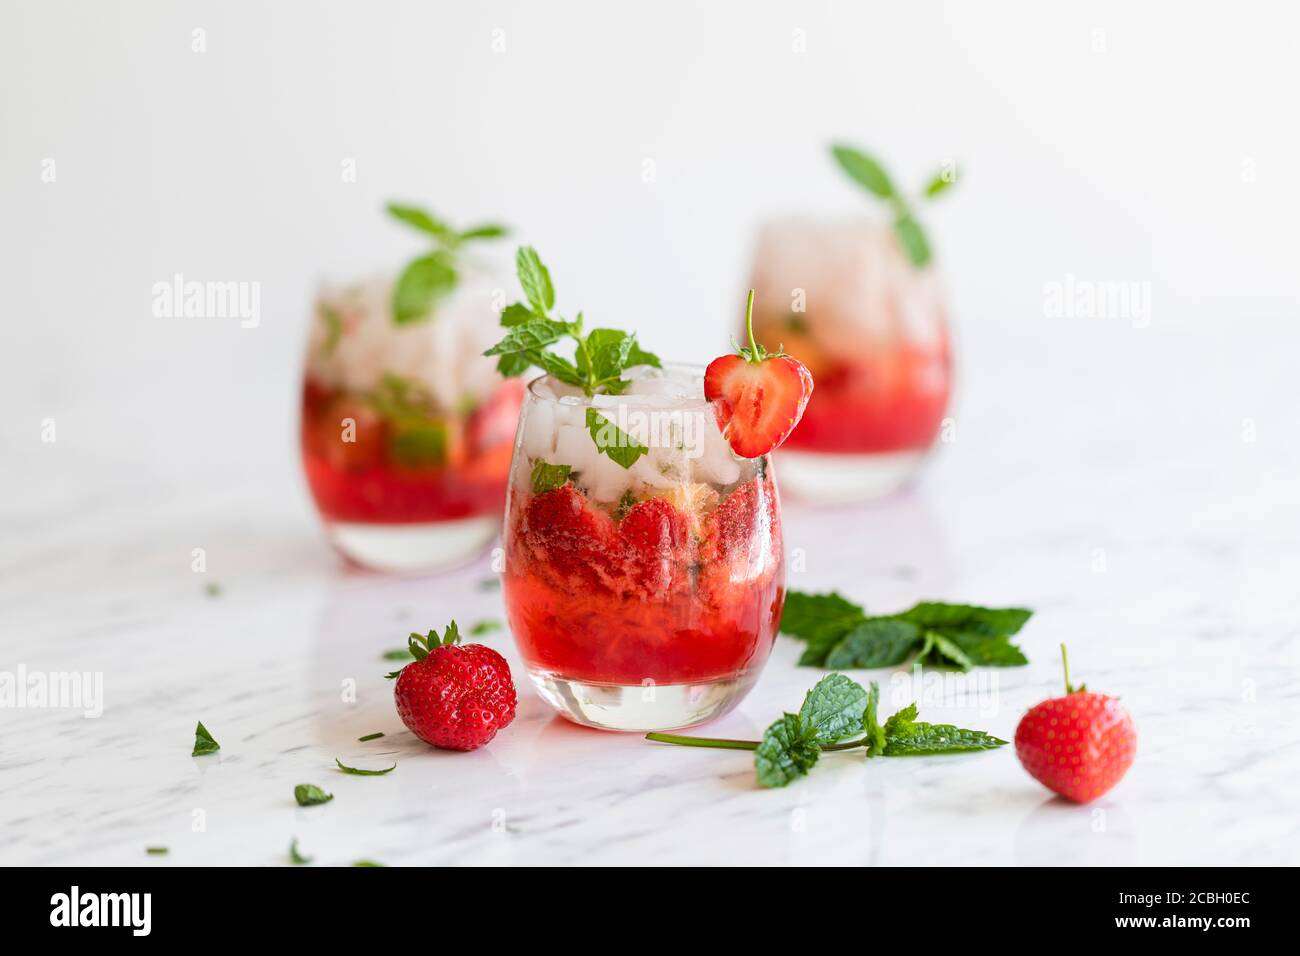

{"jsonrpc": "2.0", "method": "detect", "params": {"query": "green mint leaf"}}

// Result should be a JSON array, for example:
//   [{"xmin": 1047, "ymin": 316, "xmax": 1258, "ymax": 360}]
[
  {"xmin": 294, "ymin": 783, "xmax": 334, "ymax": 806},
  {"xmin": 924, "ymin": 170, "xmax": 956, "ymax": 198},
  {"xmin": 192, "ymin": 721, "xmax": 220, "ymax": 757},
  {"xmin": 203, "ymin": 581, "xmax": 222, "ymax": 597},
  {"xmin": 499, "ymin": 302, "xmax": 536, "ymax": 327},
  {"xmin": 384, "ymin": 669, "xmax": 402, "ymax": 680},
  {"xmin": 882, "ymin": 720, "xmax": 1008, "ymax": 756},
  {"xmin": 289, "ymin": 837, "xmax": 313, "ymax": 864},
  {"xmin": 626, "ymin": 342, "xmax": 662, "ymax": 369},
  {"xmin": 824, "ymin": 619, "xmax": 922, "ymax": 669},
  {"xmin": 496, "ymin": 352, "xmax": 534, "ymax": 377},
  {"xmin": 353, "ymin": 859, "xmax": 386, "ymax": 867},
  {"xmin": 386, "ymin": 202, "xmax": 452, "ymax": 239},
  {"xmin": 863, "ymin": 681, "xmax": 885, "ymax": 756},
  {"xmin": 582, "ymin": 328, "xmax": 636, "ymax": 383},
  {"xmin": 357, "ymin": 732, "xmax": 385, "ymax": 742},
  {"xmin": 515, "ymin": 246, "xmax": 555, "ymax": 314},
  {"xmin": 893, "ymin": 214, "xmax": 931, "ymax": 268},
  {"xmin": 532, "ymin": 349, "xmax": 585, "ymax": 386},
  {"xmin": 831, "ymin": 145, "xmax": 896, "ymax": 199},
  {"xmin": 941, "ymin": 631, "xmax": 1029, "ymax": 667},
  {"xmin": 613, "ymin": 489, "xmax": 637, "ymax": 521},
  {"xmin": 779, "ymin": 591, "xmax": 866, "ymax": 642},
  {"xmin": 393, "ymin": 252, "xmax": 457, "ymax": 324},
  {"xmin": 483, "ymin": 318, "xmax": 568, "ymax": 357},
  {"xmin": 387, "ymin": 418, "xmax": 447, "ymax": 468},
  {"xmin": 797, "ymin": 634, "xmax": 841, "ymax": 667},
  {"xmin": 334, "ymin": 758, "xmax": 396, "ymax": 776},
  {"xmin": 883, "ymin": 702, "xmax": 919, "ymax": 738},
  {"xmin": 145, "ymin": 846, "xmax": 168, "ymax": 856},
  {"xmin": 530, "ymin": 459, "xmax": 572, "ymax": 493},
  {"xmin": 458, "ymin": 223, "xmax": 508, "ymax": 241},
  {"xmin": 470, "ymin": 619, "xmax": 503, "ymax": 635},
  {"xmin": 896, "ymin": 602, "xmax": 1033, "ymax": 636},
  {"xmin": 320, "ymin": 305, "xmax": 343, "ymax": 357},
  {"xmin": 381, "ymin": 648, "xmax": 414, "ymax": 661},
  {"xmin": 797, "ymin": 673, "xmax": 870, "ymax": 744},
  {"xmin": 919, "ymin": 630, "xmax": 974, "ymax": 671},
  {"xmin": 479, "ymin": 577, "xmax": 500, "ymax": 591},
  {"xmin": 755, "ymin": 714, "xmax": 820, "ymax": 788},
  {"xmin": 585, "ymin": 407, "xmax": 648, "ymax": 468}
]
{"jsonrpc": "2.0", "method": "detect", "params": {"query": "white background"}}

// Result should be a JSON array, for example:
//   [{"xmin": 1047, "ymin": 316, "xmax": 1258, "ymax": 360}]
[
  {"xmin": 3, "ymin": 1, "xmax": 1300, "ymax": 866},
  {"xmin": 4, "ymin": 0, "xmax": 1299, "ymax": 499}
]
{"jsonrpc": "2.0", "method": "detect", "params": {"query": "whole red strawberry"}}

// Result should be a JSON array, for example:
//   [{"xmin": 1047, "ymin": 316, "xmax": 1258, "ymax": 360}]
[
  {"xmin": 394, "ymin": 622, "xmax": 517, "ymax": 752},
  {"xmin": 1015, "ymin": 644, "xmax": 1136, "ymax": 803},
  {"xmin": 704, "ymin": 290, "xmax": 814, "ymax": 458}
]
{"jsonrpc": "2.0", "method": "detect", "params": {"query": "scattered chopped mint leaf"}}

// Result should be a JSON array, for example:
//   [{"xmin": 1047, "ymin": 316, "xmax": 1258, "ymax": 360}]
[
  {"xmin": 919, "ymin": 630, "xmax": 975, "ymax": 671},
  {"xmin": 924, "ymin": 170, "xmax": 956, "ymax": 198},
  {"xmin": 515, "ymin": 246, "xmax": 555, "ymax": 314},
  {"xmin": 754, "ymin": 713, "xmax": 820, "ymax": 788},
  {"xmin": 192, "ymin": 721, "xmax": 220, "ymax": 757},
  {"xmin": 386, "ymin": 202, "xmax": 452, "ymax": 239},
  {"xmin": 779, "ymin": 591, "xmax": 865, "ymax": 643},
  {"xmin": 203, "ymin": 581, "xmax": 222, "ymax": 598},
  {"xmin": 457, "ymin": 223, "xmax": 508, "ymax": 241},
  {"xmin": 863, "ymin": 681, "xmax": 885, "ymax": 757},
  {"xmin": 797, "ymin": 674, "xmax": 870, "ymax": 745},
  {"xmin": 384, "ymin": 670, "xmax": 402, "ymax": 680},
  {"xmin": 499, "ymin": 302, "xmax": 536, "ymax": 327},
  {"xmin": 381, "ymin": 648, "xmax": 414, "ymax": 661},
  {"xmin": 825, "ymin": 619, "xmax": 923, "ymax": 669},
  {"xmin": 585, "ymin": 408, "xmax": 648, "ymax": 468},
  {"xmin": 289, "ymin": 837, "xmax": 313, "ymax": 865},
  {"xmin": 392, "ymin": 252, "xmax": 457, "ymax": 324},
  {"xmin": 357, "ymin": 732, "xmax": 385, "ymax": 742},
  {"xmin": 353, "ymin": 859, "xmax": 386, "ymax": 867},
  {"xmin": 478, "ymin": 577, "xmax": 501, "ymax": 591},
  {"xmin": 530, "ymin": 459, "xmax": 572, "ymax": 494},
  {"xmin": 893, "ymin": 214, "xmax": 931, "ymax": 268},
  {"xmin": 335, "ymin": 758, "xmax": 396, "ymax": 776},
  {"xmin": 145, "ymin": 846, "xmax": 168, "ymax": 856},
  {"xmin": 831, "ymin": 144, "xmax": 896, "ymax": 199},
  {"xmin": 294, "ymin": 783, "xmax": 334, "ymax": 806},
  {"xmin": 470, "ymin": 619, "xmax": 503, "ymax": 636}
]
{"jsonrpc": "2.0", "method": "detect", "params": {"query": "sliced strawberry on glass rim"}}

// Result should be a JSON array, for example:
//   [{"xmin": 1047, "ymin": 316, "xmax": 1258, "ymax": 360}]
[{"xmin": 704, "ymin": 290, "xmax": 814, "ymax": 458}]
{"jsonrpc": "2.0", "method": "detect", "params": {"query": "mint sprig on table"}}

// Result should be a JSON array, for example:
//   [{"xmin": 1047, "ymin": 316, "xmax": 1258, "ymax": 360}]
[
  {"xmin": 647, "ymin": 674, "xmax": 1006, "ymax": 788},
  {"xmin": 781, "ymin": 591, "xmax": 1031, "ymax": 671},
  {"xmin": 486, "ymin": 246, "xmax": 660, "ymax": 468},
  {"xmin": 386, "ymin": 202, "xmax": 508, "ymax": 324},
  {"xmin": 830, "ymin": 145, "xmax": 956, "ymax": 268}
]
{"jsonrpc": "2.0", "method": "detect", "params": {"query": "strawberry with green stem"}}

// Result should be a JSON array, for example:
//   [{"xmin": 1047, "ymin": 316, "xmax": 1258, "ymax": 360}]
[{"xmin": 704, "ymin": 290, "xmax": 814, "ymax": 458}]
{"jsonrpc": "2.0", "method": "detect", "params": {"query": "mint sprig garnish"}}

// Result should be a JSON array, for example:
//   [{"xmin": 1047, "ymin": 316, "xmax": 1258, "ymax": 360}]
[
  {"xmin": 294, "ymin": 783, "xmax": 334, "ymax": 806},
  {"xmin": 648, "ymin": 675, "xmax": 1007, "ymax": 788},
  {"xmin": 485, "ymin": 246, "xmax": 661, "ymax": 397},
  {"xmin": 192, "ymin": 721, "xmax": 220, "ymax": 757},
  {"xmin": 385, "ymin": 202, "xmax": 508, "ymax": 324},
  {"xmin": 781, "ymin": 592, "xmax": 1032, "ymax": 671},
  {"xmin": 830, "ymin": 145, "xmax": 956, "ymax": 268}
]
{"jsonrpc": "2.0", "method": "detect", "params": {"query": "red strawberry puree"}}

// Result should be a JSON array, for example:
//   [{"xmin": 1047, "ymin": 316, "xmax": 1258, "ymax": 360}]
[{"xmin": 503, "ymin": 475, "xmax": 785, "ymax": 686}]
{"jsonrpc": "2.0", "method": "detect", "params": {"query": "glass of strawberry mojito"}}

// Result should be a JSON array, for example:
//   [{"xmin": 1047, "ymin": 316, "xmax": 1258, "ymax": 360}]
[
  {"xmin": 300, "ymin": 204, "xmax": 521, "ymax": 573},
  {"xmin": 501, "ymin": 365, "xmax": 785, "ymax": 731}
]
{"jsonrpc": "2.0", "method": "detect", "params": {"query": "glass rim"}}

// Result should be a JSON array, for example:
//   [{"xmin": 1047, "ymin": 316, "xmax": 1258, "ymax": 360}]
[{"xmin": 524, "ymin": 361, "xmax": 714, "ymax": 411}]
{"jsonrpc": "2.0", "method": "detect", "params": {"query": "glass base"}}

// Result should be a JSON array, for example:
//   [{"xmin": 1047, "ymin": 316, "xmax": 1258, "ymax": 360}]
[
  {"xmin": 325, "ymin": 515, "xmax": 498, "ymax": 574},
  {"xmin": 775, "ymin": 449, "xmax": 927, "ymax": 503},
  {"xmin": 528, "ymin": 670, "xmax": 761, "ymax": 732}
]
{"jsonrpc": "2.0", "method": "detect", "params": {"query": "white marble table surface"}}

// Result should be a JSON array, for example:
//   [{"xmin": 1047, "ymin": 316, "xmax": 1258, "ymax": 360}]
[{"xmin": 3, "ymin": 320, "xmax": 1299, "ymax": 866}]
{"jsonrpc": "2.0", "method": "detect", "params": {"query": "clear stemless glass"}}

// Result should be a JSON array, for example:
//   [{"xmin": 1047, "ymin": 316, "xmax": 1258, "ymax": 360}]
[
  {"xmin": 502, "ymin": 364, "xmax": 785, "ymax": 731},
  {"xmin": 300, "ymin": 270, "xmax": 522, "ymax": 573},
  {"xmin": 748, "ymin": 217, "xmax": 953, "ymax": 501}
]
